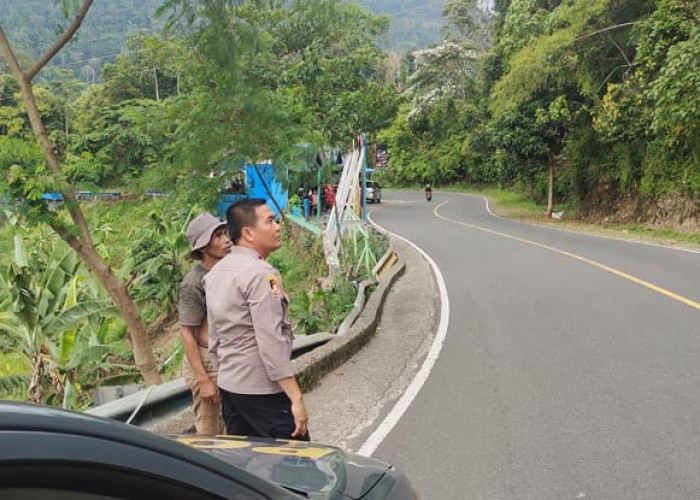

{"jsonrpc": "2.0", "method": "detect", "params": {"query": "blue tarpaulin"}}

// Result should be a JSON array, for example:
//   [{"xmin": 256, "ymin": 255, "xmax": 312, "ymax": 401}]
[
  {"xmin": 216, "ymin": 164, "xmax": 288, "ymax": 219},
  {"xmin": 41, "ymin": 192, "xmax": 63, "ymax": 201}
]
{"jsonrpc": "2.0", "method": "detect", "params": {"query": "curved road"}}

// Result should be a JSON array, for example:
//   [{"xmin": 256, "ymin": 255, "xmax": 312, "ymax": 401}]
[{"xmin": 369, "ymin": 191, "xmax": 700, "ymax": 499}]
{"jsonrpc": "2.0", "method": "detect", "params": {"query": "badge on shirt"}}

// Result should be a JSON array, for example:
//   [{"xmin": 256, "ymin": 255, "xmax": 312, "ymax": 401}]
[{"xmin": 268, "ymin": 274, "xmax": 281, "ymax": 298}]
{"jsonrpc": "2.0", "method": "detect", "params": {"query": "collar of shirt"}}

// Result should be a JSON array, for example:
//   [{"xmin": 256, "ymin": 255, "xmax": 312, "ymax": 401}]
[{"xmin": 230, "ymin": 245, "xmax": 264, "ymax": 260}]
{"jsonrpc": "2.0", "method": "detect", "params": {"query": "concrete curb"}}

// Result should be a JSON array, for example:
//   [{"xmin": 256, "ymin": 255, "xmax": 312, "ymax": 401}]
[{"xmin": 292, "ymin": 253, "xmax": 407, "ymax": 392}]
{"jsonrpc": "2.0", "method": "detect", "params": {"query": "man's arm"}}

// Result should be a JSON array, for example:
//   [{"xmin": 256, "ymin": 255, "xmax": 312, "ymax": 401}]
[
  {"xmin": 180, "ymin": 324, "xmax": 219, "ymax": 406},
  {"xmin": 247, "ymin": 270, "xmax": 307, "ymax": 436},
  {"xmin": 277, "ymin": 376, "xmax": 308, "ymax": 438}
]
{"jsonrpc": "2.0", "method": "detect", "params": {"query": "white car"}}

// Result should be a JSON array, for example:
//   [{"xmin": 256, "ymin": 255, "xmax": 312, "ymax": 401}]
[{"xmin": 365, "ymin": 181, "xmax": 382, "ymax": 203}]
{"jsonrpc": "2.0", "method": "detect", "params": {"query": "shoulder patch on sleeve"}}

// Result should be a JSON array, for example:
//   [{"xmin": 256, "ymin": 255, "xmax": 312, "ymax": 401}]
[{"xmin": 268, "ymin": 274, "xmax": 281, "ymax": 298}]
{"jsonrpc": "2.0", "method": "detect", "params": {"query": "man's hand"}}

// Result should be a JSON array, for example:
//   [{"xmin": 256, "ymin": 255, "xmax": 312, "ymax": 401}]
[
  {"xmin": 277, "ymin": 376, "xmax": 309, "ymax": 438},
  {"xmin": 290, "ymin": 398, "xmax": 308, "ymax": 438},
  {"xmin": 199, "ymin": 378, "xmax": 220, "ymax": 406}
]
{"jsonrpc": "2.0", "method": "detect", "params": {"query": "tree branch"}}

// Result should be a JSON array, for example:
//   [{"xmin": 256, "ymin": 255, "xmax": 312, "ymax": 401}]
[
  {"xmin": 609, "ymin": 35, "xmax": 631, "ymax": 67},
  {"xmin": 26, "ymin": 0, "xmax": 95, "ymax": 81},
  {"xmin": 575, "ymin": 22, "xmax": 638, "ymax": 43},
  {"xmin": 49, "ymin": 217, "xmax": 86, "ymax": 256},
  {"xmin": 0, "ymin": 24, "xmax": 26, "ymax": 80}
]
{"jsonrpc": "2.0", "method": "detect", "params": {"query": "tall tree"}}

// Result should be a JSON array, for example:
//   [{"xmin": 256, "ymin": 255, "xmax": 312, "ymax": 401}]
[
  {"xmin": 0, "ymin": 0, "xmax": 161, "ymax": 384},
  {"xmin": 442, "ymin": 0, "xmax": 495, "ymax": 54},
  {"xmin": 489, "ymin": 0, "xmax": 608, "ymax": 216}
]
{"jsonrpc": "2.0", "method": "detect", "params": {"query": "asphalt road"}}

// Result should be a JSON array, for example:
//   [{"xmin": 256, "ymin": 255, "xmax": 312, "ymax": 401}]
[{"xmin": 368, "ymin": 191, "xmax": 700, "ymax": 500}]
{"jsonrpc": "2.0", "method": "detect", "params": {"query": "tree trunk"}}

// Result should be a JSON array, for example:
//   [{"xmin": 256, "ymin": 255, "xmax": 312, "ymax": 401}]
[
  {"xmin": 153, "ymin": 67, "xmax": 160, "ymax": 102},
  {"xmin": 0, "ymin": 24, "xmax": 162, "ymax": 386},
  {"xmin": 22, "ymin": 83, "xmax": 161, "ymax": 385},
  {"xmin": 58, "ymin": 227, "xmax": 162, "ymax": 385},
  {"xmin": 546, "ymin": 152, "xmax": 554, "ymax": 219},
  {"xmin": 27, "ymin": 355, "xmax": 45, "ymax": 404}
]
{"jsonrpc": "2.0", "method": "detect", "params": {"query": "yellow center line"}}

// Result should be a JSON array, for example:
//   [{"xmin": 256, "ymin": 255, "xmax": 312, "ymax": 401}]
[{"xmin": 433, "ymin": 200, "xmax": 700, "ymax": 313}]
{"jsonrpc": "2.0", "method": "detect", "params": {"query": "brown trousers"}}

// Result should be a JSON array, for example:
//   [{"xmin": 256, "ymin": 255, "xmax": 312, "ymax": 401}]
[{"xmin": 182, "ymin": 345, "xmax": 224, "ymax": 435}]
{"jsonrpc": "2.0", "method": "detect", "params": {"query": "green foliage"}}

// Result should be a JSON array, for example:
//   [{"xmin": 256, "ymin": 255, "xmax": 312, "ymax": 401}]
[
  {"xmin": 0, "ymin": 136, "xmax": 68, "ymax": 230},
  {"xmin": 290, "ymin": 279, "xmax": 358, "ymax": 334},
  {"xmin": 100, "ymin": 33, "xmax": 183, "ymax": 102},
  {"xmin": 123, "ymin": 207, "xmax": 192, "ymax": 323},
  {"xmin": 443, "ymin": 0, "xmax": 494, "ymax": 52},
  {"xmin": 386, "ymin": 0, "xmax": 700, "ymax": 220},
  {"xmin": 0, "ymin": 234, "xmax": 127, "ymax": 408},
  {"xmin": 647, "ymin": 28, "xmax": 700, "ymax": 148},
  {"xmin": 268, "ymin": 223, "xmax": 366, "ymax": 335},
  {"xmin": 248, "ymin": 0, "xmax": 400, "ymax": 146},
  {"xmin": 72, "ymin": 99, "xmax": 172, "ymax": 185},
  {"xmin": 491, "ymin": 0, "xmax": 607, "ymax": 117},
  {"xmin": 0, "ymin": 0, "xmax": 165, "ymax": 81}
]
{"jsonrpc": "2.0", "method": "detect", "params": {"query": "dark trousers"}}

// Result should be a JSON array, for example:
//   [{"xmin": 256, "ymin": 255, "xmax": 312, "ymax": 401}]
[{"xmin": 220, "ymin": 388, "xmax": 310, "ymax": 441}]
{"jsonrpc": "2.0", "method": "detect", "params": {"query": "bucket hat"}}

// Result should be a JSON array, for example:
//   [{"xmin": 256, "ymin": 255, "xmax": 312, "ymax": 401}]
[{"xmin": 186, "ymin": 213, "xmax": 226, "ymax": 258}]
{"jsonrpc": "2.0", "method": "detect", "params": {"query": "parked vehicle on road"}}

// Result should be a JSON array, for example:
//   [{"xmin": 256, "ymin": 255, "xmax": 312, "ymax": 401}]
[
  {"xmin": 365, "ymin": 181, "xmax": 382, "ymax": 204},
  {"xmin": 0, "ymin": 401, "xmax": 418, "ymax": 499}
]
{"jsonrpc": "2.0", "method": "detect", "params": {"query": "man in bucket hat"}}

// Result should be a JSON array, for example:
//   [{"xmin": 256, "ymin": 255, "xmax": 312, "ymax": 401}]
[{"xmin": 179, "ymin": 213, "xmax": 232, "ymax": 434}]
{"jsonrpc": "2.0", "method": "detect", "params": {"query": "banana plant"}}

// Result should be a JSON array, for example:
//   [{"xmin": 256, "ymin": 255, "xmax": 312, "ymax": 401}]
[
  {"xmin": 123, "ymin": 207, "xmax": 193, "ymax": 322},
  {"xmin": 0, "ymin": 351, "xmax": 29, "ymax": 401},
  {"xmin": 0, "ymin": 235, "xmax": 118, "ymax": 408}
]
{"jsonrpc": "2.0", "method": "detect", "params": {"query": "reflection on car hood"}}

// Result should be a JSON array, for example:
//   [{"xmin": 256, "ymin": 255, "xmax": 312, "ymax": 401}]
[{"xmin": 170, "ymin": 434, "xmax": 390, "ymax": 499}]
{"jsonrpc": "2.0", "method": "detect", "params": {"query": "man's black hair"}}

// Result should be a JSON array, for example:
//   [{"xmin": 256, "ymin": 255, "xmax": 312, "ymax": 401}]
[{"xmin": 227, "ymin": 198, "xmax": 267, "ymax": 244}]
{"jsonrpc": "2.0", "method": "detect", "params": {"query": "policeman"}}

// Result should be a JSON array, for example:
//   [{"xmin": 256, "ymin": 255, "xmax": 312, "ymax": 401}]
[
  {"xmin": 205, "ymin": 198, "xmax": 309, "ymax": 440},
  {"xmin": 179, "ymin": 213, "xmax": 231, "ymax": 435}
]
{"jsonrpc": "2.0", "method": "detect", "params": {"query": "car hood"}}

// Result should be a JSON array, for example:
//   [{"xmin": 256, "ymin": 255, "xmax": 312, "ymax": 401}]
[{"xmin": 170, "ymin": 434, "xmax": 390, "ymax": 499}]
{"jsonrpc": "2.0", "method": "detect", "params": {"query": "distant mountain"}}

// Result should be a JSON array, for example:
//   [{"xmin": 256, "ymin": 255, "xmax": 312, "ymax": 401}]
[
  {"xmin": 0, "ymin": 0, "xmax": 444, "ymax": 82},
  {"xmin": 0, "ymin": 0, "xmax": 163, "ymax": 80},
  {"xmin": 355, "ymin": 0, "xmax": 446, "ymax": 52}
]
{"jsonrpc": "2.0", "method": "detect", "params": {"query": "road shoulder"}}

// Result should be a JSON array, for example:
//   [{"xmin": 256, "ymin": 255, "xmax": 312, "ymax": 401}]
[{"xmin": 304, "ymin": 236, "xmax": 439, "ymax": 451}]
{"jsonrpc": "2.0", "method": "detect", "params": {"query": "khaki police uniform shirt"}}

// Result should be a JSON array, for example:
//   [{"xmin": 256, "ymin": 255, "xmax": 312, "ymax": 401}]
[{"xmin": 204, "ymin": 246, "xmax": 293, "ymax": 395}]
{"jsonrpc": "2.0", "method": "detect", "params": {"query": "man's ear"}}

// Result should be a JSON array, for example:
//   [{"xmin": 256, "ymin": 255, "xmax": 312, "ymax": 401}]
[{"xmin": 241, "ymin": 226, "xmax": 254, "ymax": 242}]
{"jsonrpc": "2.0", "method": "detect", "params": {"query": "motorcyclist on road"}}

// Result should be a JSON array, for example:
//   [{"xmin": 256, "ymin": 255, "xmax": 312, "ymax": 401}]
[{"xmin": 425, "ymin": 184, "xmax": 432, "ymax": 202}]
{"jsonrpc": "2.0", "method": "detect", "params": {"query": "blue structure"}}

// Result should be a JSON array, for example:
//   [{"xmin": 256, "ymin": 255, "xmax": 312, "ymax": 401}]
[
  {"xmin": 216, "ymin": 193, "xmax": 248, "ymax": 219},
  {"xmin": 41, "ymin": 192, "xmax": 63, "ymax": 201},
  {"xmin": 216, "ymin": 163, "xmax": 288, "ymax": 219},
  {"xmin": 302, "ymin": 197, "xmax": 310, "ymax": 220}
]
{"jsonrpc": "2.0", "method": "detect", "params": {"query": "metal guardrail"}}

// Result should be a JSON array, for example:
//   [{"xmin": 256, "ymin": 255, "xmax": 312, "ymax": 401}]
[
  {"xmin": 85, "ymin": 332, "xmax": 336, "ymax": 423},
  {"xmin": 336, "ymin": 278, "xmax": 376, "ymax": 336}
]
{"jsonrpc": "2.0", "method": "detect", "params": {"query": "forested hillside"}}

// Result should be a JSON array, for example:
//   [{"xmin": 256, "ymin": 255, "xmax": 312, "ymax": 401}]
[
  {"xmin": 0, "ymin": 0, "xmax": 164, "ymax": 81},
  {"xmin": 356, "ymin": 0, "xmax": 446, "ymax": 51},
  {"xmin": 0, "ymin": 0, "xmax": 448, "ymax": 81},
  {"xmin": 381, "ymin": 0, "xmax": 700, "ymax": 228}
]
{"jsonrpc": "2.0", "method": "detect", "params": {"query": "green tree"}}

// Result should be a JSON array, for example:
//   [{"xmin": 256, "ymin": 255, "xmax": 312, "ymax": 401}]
[
  {"xmin": 72, "ymin": 99, "xmax": 172, "ymax": 185},
  {"xmin": 240, "ymin": 0, "xmax": 400, "ymax": 145},
  {"xmin": 123, "ymin": 207, "xmax": 192, "ymax": 330},
  {"xmin": 0, "ymin": 0, "xmax": 161, "ymax": 384},
  {"xmin": 100, "ymin": 33, "xmax": 184, "ymax": 103},
  {"xmin": 442, "ymin": 0, "xmax": 495, "ymax": 54}
]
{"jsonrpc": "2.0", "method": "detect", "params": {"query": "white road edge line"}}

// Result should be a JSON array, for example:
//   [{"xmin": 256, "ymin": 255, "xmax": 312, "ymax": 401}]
[{"xmin": 358, "ymin": 214, "xmax": 450, "ymax": 457}]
